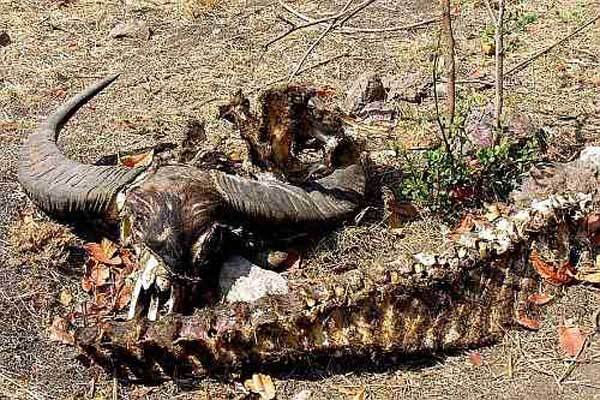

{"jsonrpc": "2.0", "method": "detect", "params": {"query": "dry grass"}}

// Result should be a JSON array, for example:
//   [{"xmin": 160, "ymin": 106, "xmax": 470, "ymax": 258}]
[{"xmin": 1, "ymin": 0, "xmax": 600, "ymax": 398}]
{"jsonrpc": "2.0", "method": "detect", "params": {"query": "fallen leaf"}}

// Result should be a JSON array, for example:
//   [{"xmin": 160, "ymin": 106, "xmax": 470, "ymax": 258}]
[
  {"xmin": 450, "ymin": 214, "xmax": 476, "ymax": 239},
  {"xmin": 87, "ymin": 261, "xmax": 111, "ymax": 288},
  {"xmin": 84, "ymin": 239, "xmax": 122, "ymax": 265},
  {"xmin": 113, "ymin": 282, "xmax": 133, "ymax": 310},
  {"xmin": 120, "ymin": 150, "xmax": 154, "ymax": 169},
  {"xmin": 558, "ymin": 323, "xmax": 586, "ymax": 357},
  {"xmin": 449, "ymin": 185, "xmax": 475, "ymax": 203},
  {"xmin": 575, "ymin": 256, "xmax": 600, "ymax": 283},
  {"xmin": 516, "ymin": 310, "xmax": 541, "ymax": 330},
  {"xmin": 468, "ymin": 351, "xmax": 483, "ymax": 367},
  {"xmin": 48, "ymin": 316, "xmax": 75, "ymax": 345},
  {"xmin": 527, "ymin": 292, "xmax": 554, "ymax": 306},
  {"xmin": 337, "ymin": 386, "xmax": 366, "ymax": 400},
  {"xmin": 244, "ymin": 373, "xmax": 276, "ymax": 400},
  {"xmin": 382, "ymin": 187, "xmax": 418, "ymax": 228},
  {"xmin": 58, "ymin": 289, "xmax": 73, "ymax": 306},
  {"xmin": 529, "ymin": 249, "xmax": 574, "ymax": 286}
]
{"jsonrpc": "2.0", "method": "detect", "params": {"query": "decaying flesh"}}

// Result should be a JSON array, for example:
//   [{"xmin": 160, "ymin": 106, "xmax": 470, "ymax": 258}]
[
  {"xmin": 75, "ymin": 146, "xmax": 600, "ymax": 378},
  {"xmin": 76, "ymin": 176, "xmax": 600, "ymax": 379},
  {"xmin": 20, "ymin": 75, "xmax": 600, "ymax": 380},
  {"xmin": 218, "ymin": 85, "xmax": 360, "ymax": 182},
  {"xmin": 17, "ymin": 75, "xmax": 367, "ymax": 321}
]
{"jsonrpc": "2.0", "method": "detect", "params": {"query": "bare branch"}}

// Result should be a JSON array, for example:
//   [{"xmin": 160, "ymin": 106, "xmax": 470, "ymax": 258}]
[
  {"xmin": 505, "ymin": 13, "xmax": 600, "ymax": 77},
  {"xmin": 494, "ymin": 0, "xmax": 505, "ymax": 134},
  {"xmin": 278, "ymin": 0, "xmax": 438, "ymax": 35},
  {"xmin": 440, "ymin": 0, "xmax": 456, "ymax": 125},
  {"xmin": 288, "ymin": 0, "xmax": 356, "ymax": 81},
  {"xmin": 433, "ymin": 33, "xmax": 453, "ymax": 160},
  {"xmin": 254, "ymin": 53, "xmax": 350, "ymax": 92}
]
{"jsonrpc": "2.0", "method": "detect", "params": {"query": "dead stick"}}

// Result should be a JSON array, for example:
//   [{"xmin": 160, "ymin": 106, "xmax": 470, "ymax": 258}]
[
  {"xmin": 441, "ymin": 0, "xmax": 456, "ymax": 125},
  {"xmin": 288, "ymin": 0, "xmax": 358, "ymax": 80},
  {"xmin": 267, "ymin": 4, "xmax": 355, "ymax": 48},
  {"xmin": 278, "ymin": 0, "xmax": 432, "ymax": 34},
  {"xmin": 339, "ymin": 17, "xmax": 439, "ymax": 34},
  {"xmin": 505, "ymin": 13, "xmax": 600, "ymax": 77},
  {"xmin": 558, "ymin": 334, "xmax": 590, "ymax": 383},
  {"xmin": 494, "ymin": 0, "xmax": 505, "ymax": 133},
  {"xmin": 256, "ymin": 53, "xmax": 349, "ymax": 92},
  {"xmin": 433, "ymin": 32, "xmax": 453, "ymax": 160}
]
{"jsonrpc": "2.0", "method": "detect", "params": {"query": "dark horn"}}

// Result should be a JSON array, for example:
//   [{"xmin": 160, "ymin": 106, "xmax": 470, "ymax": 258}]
[
  {"xmin": 214, "ymin": 163, "xmax": 366, "ymax": 224},
  {"xmin": 17, "ymin": 74, "xmax": 144, "ymax": 219}
]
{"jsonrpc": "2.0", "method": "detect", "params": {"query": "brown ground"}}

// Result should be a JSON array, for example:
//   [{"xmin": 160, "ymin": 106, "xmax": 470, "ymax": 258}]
[{"xmin": 1, "ymin": 0, "xmax": 600, "ymax": 398}]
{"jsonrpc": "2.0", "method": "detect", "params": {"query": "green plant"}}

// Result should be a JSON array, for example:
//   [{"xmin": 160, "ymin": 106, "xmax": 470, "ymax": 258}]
[{"xmin": 396, "ymin": 137, "xmax": 538, "ymax": 216}]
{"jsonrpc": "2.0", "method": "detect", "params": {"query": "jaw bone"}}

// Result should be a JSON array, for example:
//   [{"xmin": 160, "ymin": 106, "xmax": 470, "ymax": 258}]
[{"xmin": 127, "ymin": 248, "xmax": 172, "ymax": 321}]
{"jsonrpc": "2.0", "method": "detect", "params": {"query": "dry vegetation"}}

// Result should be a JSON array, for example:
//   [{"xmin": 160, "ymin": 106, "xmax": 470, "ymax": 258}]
[{"xmin": 1, "ymin": 0, "xmax": 600, "ymax": 398}]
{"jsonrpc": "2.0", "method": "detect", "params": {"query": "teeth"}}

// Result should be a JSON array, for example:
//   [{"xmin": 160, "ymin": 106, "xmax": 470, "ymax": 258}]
[
  {"xmin": 141, "ymin": 253, "xmax": 160, "ymax": 290},
  {"xmin": 128, "ymin": 275, "xmax": 144, "ymax": 320},
  {"xmin": 148, "ymin": 294, "xmax": 159, "ymax": 321},
  {"xmin": 165, "ymin": 286, "xmax": 175, "ymax": 314}
]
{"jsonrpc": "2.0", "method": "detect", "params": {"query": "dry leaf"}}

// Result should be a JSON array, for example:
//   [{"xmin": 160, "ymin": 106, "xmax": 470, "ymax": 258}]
[
  {"xmin": 527, "ymin": 292, "xmax": 553, "ymax": 306},
  {"xmin": 576, "ymin": 271, "xmax": 600, "ymax": 283},
  {"xmin": 468, "ymin": 351, "xmax": 483, "ymax": 366},
  {"xmin": 516, "ymin": 310, "xmax": 541, "ymax": 330},
  {"xmin": 48, "ymin": 316, "xmax": 75, "ymax": 345},
  {"xmin": 120, "ymin": 150, "xmax": 154, "ymax": 168},
  {"xmin": 84, "ymin": 239, "xmax": 122, "ymax": 265},
  {"xmin": 558, "ymin": 323, "xmax": 586, "ymax": 357},
  {"xmin": 89, "ymin": 262, "xmax": 111, "ymax": 287},
  {"xmin": 228, "ymin": 150, "xmax": 243, "ymax": 162},
  {"xmin": 336, "ymin": 386, "xmax": 366, "ymax": 400},
  {"xmin": 383, "ymin": 187, "xmax": 417, "ymax": 228},
  {"xmin": 529, "ymin": 249, "xmax": 574, "ymax": 286},
  {"xmin": 244, "ymin": 374, "xmax": 276, "ymax": 400},
  {"xmin": 113, "ymin": 283, "xmax": 133, "ymax": 310},
  {"xmin": 58, "ymin": 289, "xmax": 73, "ymax": 306}
]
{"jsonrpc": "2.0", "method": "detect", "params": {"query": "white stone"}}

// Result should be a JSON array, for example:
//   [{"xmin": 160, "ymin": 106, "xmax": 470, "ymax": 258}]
[
  {"xmin": 579, "ymin": 146, "xmax": 600, "ymax": 170},
  {"xmin": 219, "ymin": 256, "xmax": 288, "ymax": 303}
]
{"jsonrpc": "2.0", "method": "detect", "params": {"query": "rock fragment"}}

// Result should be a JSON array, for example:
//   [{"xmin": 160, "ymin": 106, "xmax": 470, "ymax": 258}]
[
  {"xmin": 109, "ymin": 20, "xmax": 151, "ymax": 40},
  {"xmin": 219, "ymin": 256, "xmax": 288, "ymax": 303}
]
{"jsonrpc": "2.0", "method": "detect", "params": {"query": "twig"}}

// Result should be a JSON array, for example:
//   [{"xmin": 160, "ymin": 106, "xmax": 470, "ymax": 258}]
[
  {"xmin": 339, "ymin": 17, "xmax": 440, "ymax": 34},
  {"xmin": 505, "ymin": 13, "xmax": 600, "ymax": 77},
  {"xmin": 494, "ymin": 0, "xmax": 505, "ymax": 134},
  {"xmin": 441, "ymin": 0, "xmax": 456, "ymax": 125},
  {"xmin": 266, "ymin": 4, "xmax": 354, "ymax": 48},
  {"xmin": 278, "ymin": 0, "xmax": 437, "ymax": 34},
  {"xmin": 337, "ymin": 0, "xmax": 378, "ymax": 26},
  {"xmin": 558, "ymin": 334, "xmax": 590, "ymax": 383},
  {"xmin": 255, "ymin": 53, "xmax": 349, "ymax": 92},
  {"xmin": 433, "ymin": 32, "xmax": 453, "ymax": 160},
  {"xmin": 288, "ymin": 0, "xmax": 364, "ymax": 82},
  {"xmin": 483, "ymin": 0, "xmax": 497, "ymax": 25}
]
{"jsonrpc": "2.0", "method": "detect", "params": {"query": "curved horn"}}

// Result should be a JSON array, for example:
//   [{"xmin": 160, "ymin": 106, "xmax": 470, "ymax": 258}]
[
  {"xmin": 213, "ymin": 164, "xmax": 366, "ymax": 224},
  {"xmin": 17, "ymin": 74, "xmax": 144, "ymax": 219}
]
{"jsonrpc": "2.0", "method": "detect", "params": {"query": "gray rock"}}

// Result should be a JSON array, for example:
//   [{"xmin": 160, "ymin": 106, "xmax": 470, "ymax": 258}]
[{"xmin": 219, "ymin": 256, "xmax": 288, "ymax": 303}]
